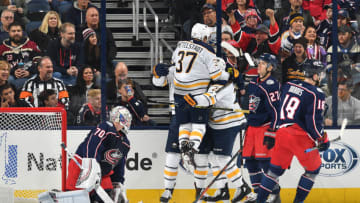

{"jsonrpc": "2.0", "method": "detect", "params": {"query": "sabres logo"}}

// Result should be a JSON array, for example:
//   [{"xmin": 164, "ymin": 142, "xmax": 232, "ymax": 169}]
[{"xmin": 249, "ymin": 95, "xmax": 260, "ymax": 112}]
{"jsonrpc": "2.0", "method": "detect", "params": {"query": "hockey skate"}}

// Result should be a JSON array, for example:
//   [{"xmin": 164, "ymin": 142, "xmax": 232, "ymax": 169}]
[
  {"xmin": 202, "ymin": 183, "xmax": 230, "ymax": 202},
  {"xmin": 266, "ymin": 193, "xmax": 281, "ymax": 203},
  {"xmin": 160, "ymin": 188, "xmax": 174, "ymax": 203},
  {"xmin": 242, "ymin": 192, "xmax": 257, "ymax": 203},
  {"xmin": 231, "ymin": 181, "xmax": 251, "ymax": 202}
]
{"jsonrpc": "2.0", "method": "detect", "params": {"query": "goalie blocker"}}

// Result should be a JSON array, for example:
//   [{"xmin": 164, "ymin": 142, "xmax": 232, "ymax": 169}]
[{"xmin": 65, "ymin": 106, "xmax": 132, "ymax": 202}]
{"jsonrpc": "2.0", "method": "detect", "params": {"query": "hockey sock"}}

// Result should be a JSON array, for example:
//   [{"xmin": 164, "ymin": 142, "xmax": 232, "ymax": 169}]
[
  {"xmin": 194, "ymin": 154, "xmax": 209, "ymax": 188},
  {"xmin": 258, "ymin": 159, "xmax": 280, "ymax": 194},
  {"xmin": 178, "ymin": 123, "xmax": 191, "ymax": 150},
  {"xmin": 246, "ymin": 159, "xmax": 262, "ymax": 193},
  {"xmin": 257, "ymin": 173, "xmax": 279, "ymax": 203},
  {"xmin": 164, "ymin": 153, "xmax": 181, "ymax": 189},
  {"xmin": 208, "ymin": 153, "xmax": 227, "ymax": 188},
  {"xmin": 294, "ymin": 173, "xmax": 316, "ymax": 202},
  {"xmin": 189, "ymin": 123, "xmax": 206, "ymax": 151},
  {"xmin": 215, "ymin": 155, "xmax": 244, "ymax": 187}
]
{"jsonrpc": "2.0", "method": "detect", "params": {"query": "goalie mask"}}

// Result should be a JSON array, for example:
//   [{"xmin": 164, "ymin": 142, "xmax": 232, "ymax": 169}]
[
  {"xmin": 191, "ymin": 23, "xmax": 210, "ymax": 42},
  {"xmin": 110, "ymin": 106, "xmax": 132, "ymax": 134}
]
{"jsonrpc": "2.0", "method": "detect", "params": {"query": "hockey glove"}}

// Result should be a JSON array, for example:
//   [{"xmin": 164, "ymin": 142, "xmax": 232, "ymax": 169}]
[
  {"xmin": 263, "ymin": 128, "xmax": 276, "ymax": 150},
  {"xmin": 226, "ymin": 66, "xmax": 240, "ymax": 81},
  {"xmin": 184, "ymin": 94, "xmax": 197, "ymax": 107},
  {"xmin": 317, "ymin": 132, "xmax": 330, "ymax": 152},
  {"xmin": 153, "ymin": 63, "xmax": 170, "ymax": 77}
]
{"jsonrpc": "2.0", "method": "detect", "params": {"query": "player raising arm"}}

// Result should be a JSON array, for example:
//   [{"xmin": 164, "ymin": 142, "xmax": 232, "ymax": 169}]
[
  {"xmin": 257, "ymin": 60, "xmax": 329, "ymax": 203},
  {"xmin": 66, "ymin": 106, "xmax": 132, "ymax": 203}
]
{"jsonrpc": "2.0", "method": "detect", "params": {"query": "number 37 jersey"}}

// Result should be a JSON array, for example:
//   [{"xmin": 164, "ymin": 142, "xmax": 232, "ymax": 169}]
[
  {"xmin": 172, "ymin": 40, "xmax": 228, "ymax": 96},
  {"xmin": 277, "ymin": 80, "xmax": 326, "ymax": 141}
]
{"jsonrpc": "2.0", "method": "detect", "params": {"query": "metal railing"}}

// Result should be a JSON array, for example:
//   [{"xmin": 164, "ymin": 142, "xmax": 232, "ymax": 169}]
[
  {"xmin": 159, "ymin": 38, "xmax": 174, "ymax": 63},
  {"xmin": 143, "ymin": 0, "xmax": 159, "ymax": 68},
  {"xmin": 132, "ymin": 0, "xmax": 140, "ymax": 41}
]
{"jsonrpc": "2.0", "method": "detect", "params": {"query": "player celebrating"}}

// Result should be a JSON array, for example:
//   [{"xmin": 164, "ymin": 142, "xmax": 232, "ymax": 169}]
[
  {"xmin": 152, "ymin": 63, "xmax": 180, "ymax": 203},
  {"xmin": 258, "ymin": 59, "xmax": 329, "ymax": 203},
  {"xmin": 242, "ymin": 53, "xmax": 281, "ymax": 203},
  {"xmin": 66, "ymin": 106, "xmax": 132, "ymax": 202},
  {"xmin": 173, "ymin": 23, "xmax": 233, "ymax": 171}
]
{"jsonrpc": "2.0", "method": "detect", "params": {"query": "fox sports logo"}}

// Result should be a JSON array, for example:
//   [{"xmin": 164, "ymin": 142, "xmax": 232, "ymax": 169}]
[{"xmin": 319, "ymin": 142, "xmax": 359, "ymax": 177}]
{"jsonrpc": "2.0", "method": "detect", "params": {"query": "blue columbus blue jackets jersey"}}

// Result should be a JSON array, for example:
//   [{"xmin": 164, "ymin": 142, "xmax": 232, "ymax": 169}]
[
  {"xmin": 75, "ymin": 121, "xmax": 130, "ymax": 183},
  {"xmin": 277, "ymin": 80, "xmax": 326, "ymax": 141},
  {"xmin": 247, "ymin": 76, "xmax": 280, "ymax": 128}
]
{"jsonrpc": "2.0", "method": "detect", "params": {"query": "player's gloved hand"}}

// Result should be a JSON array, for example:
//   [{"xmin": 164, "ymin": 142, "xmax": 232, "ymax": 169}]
[
  {"xmin": 318, "ymin": 132, "xmax": 330, "ymax": 152},
  {"xmin": 226, "ymin": 66, "xmax": 240, "ymax": 81},
  {"xmin": 263, "ymin": 128, "xmax": 276, "ymax": 150},
  {"xmin": 153, "ymin": 63, "xmax": 170, "ymax": 77},
  {"xmin": 184, "ymin": 93, "xmax": 197, "ymax": 107}
]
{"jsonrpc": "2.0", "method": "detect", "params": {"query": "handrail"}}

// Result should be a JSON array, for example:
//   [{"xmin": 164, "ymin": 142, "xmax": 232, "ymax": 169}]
[
  {"xmin": 143, "ymin": 0, "xmax": 159, "ymax": 68},
  {"xmin": 160, "ymin": 38, "xmax": 174, "ymax": 53},
  {"xmin": 132, "ymin": 0, "xmax": 139, "ymax": 41}
]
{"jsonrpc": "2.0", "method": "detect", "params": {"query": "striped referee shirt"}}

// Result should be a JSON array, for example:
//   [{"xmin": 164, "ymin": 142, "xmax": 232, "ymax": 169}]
[{"xmin": 19, "ymin": 75, "xmax": 69, "ymax": 109}]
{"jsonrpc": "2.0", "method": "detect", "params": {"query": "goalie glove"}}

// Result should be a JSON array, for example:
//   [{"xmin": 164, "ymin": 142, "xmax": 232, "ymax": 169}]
[
  {"xmin": 111, "ymin": 182, "xmax": 129, "ymax": 203},
  {"xmin": 153, "ymin": 63, "xmax": 170, "ymax": 77},
  {"xmin": 317, "ymin": 132, "xmax": 330, "ymax": 152},
  {"xmin": 263, "ymin": 128, "xmax": 276, "ymax": 150}
]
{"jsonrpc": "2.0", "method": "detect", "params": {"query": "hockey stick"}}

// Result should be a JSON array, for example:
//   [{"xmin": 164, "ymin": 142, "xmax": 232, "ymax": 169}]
[
  {"xmin": 147, "ymin": 99, "xmax": 176, "ymax": 105},
  {"xmin": 194, "ymin": 106, "xmax": 250, "ymax": 114},
  {"xmin": 193, "ymin": 148, "xmax": 243, "ymax": 203},
  {"xmin": 61, "ymin": 143, "xmax": 115, "ymax": 203},
  {"xmin": 305, "ymin": 118, "xmax": 348, "ymax": 153}
]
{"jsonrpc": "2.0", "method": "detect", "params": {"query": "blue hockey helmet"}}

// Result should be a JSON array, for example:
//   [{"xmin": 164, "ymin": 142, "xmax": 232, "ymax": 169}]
[
  {"xmin": 302, "ymin": 59, "xmax": 325, "ymax": 78},
  {"xmin": 259, "ymin": 53, "xmax": 278, "ymax": 71}
]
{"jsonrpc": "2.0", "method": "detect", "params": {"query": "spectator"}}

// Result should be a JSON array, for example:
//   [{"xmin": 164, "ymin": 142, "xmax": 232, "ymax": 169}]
[
  {"xmin": 117, "ymin": 79, "xmax": 155, "ymax": 126},
  {"xmin": 107, "ymin": 62, "xmax": 149, "ymax": 115},
  {"xmin": 61, "ymin": 0, "xmax": 96, "ymax": 28},
  {"xmin": 201, "ymin": 3, "xmax": 217, "ymax": 45},
  {"xmin": 278, "ymin": 0, "xmax": 313, "ymax": 33},
  {"xmin": 0, "ymin": 21, "xmax": 41, "ymax": 90},
  {"xmin": 0, "ymin": 83, "xmax": 20, "ymax": 107},
  {"xmin": 68, "ymin": 65, "xmax": 98, "ymax": 124},
  {"xmin": 316, "ymin": 3, "xmax": 332, "ymax": 48},
  {"xmin": 326, "ymin": 25, "xmax": 360, "ymax": 94},
  {"xmin": 76, "ymin": 88, "xmax": 103, "ymax": 126},
  {"xmin": 0, "ymin": 0, "xmax": 29, "ymax": 27},
  {"xmin": 38, "ymin": 89, "xmax": 58, "ymax": 107},
  {"xmin": 29, "ymin": 11, "xmax": 62, "ymax": 54},
  {"xmin": 325, "ymin": 80, "xmax": 360, "ymax": 126},
  {"xmin": 337, "ymin": 9, "xmax": 352, "ymax": 29},
  {"xmin": 228, "ymin": 9, "xmax": 280, "ymax": 83},
  {"xmin": 82, "ymin": 28, "xmax": 101, "ymax": 84},
  {"xmin": 19, "ymin": 56, "xmax": 69, "ymax": 109},
  {"xmin": 50, "ymin": 0, "xmax": 73, "ymax": 15},
  {"xmin": 221, "ymin": 30, "xmax": 233, "ymax": 41},
  {"xmin": 232, "ymin": 0, "xmax": 260, "ymax": 28},
  {"xmin": 47, "ymin": 22, "xmax": 82, "ymax": 86},
  {"xmin": 302, "ymin": 0, "xmax": 331, "ymax": 22},
  {"xmin": 0, "ymin": 60, "xmax": 11, "ymax": 90},
  {"xmin": 0, "ymin": 10, "xmax": 14, "ymax": 43},
  {"xmin": 77, "ymin": 7, "xmax": 116, "ymax": 75},
  {"xmin": 303, "ymin": 25, "xmax": 326, "ymax": 64},
  {"xmin": 280, "ymin": 12, "xmax": 305, "ymax": 58},
  {"xmin": 241, "ymin": 8, "xmax": 262, "ymax": 34},
  {"xmin": 281, "ymin": 37, "xmax": 308, "ymax": 84}
]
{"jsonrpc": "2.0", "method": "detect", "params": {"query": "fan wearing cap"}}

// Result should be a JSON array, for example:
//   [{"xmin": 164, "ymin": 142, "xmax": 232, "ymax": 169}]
[
  {"xmin": 280, "ymin": 12, "xmax": 305, "ymax": 54},
  {"xmin": 82, "ymin": 27, "xmax": 101, "ymax": 85},
  {"xmin": 337, "ymin": 8, "xmax": 352, "ymax": 28},
  {"xmin": 227, "ymin": 8, "xmax": 280, "ymax": 84},
  {"xmin": 201, "ymin": 3, "xmax": 218, "ymax": 46},
  {"xmin": 230, "ymin": 0, "xmax": 261, "ymax": 32},
  {"xmin": 326, "ymin": 25, "xmax": 360, "ymax": 92}
]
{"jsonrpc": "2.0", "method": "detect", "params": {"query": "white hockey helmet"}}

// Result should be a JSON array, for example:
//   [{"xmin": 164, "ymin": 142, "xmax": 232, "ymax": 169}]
[
  {"xmin": 191, "ymin": 23, "xmax": 210, "ymax": 41},
  {"xmin": 110, "ymin": 106, "xmax": 132, "ymax": 134}
]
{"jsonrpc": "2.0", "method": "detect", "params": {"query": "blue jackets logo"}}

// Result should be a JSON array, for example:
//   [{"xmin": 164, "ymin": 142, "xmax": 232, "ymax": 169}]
[{"xmin": 320, "ymin": 142, "xmax": 359, "ymax": 177}]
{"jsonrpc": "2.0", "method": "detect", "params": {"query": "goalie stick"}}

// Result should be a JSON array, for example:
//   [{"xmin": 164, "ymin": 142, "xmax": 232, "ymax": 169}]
[
  {"xmin": 305, "ymin": 118, "xmax": 348, "ymax": 153},
  {"xmin": 193, "ymin": 148, "xmax": 243, "ymax": 203},
  {"xmin": 61, "ymin": 143, "xmax": 115, "ymax": 203}
]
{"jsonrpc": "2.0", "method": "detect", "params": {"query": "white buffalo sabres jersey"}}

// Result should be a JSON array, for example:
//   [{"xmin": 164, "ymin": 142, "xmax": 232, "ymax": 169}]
[
  {"xmin": 208, "ymin": 83, "xmax": 247, "ymax": 129},
  {"xmin": 152, "ymin": 66, "xmax": 176, "ymax": 115},
  {"xmin": 172, "ymin": 40, "xmax": 229, "ymax": 96}
]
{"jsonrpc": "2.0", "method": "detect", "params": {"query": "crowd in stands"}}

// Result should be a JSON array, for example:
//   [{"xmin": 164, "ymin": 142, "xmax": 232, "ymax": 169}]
[
  {"xmin": 0, "ymin": 0, "xmax": 359, "ymax": 126},
  {"xmin": 0, "ymin": 0, "xmax": 151, "ymax": 127}
]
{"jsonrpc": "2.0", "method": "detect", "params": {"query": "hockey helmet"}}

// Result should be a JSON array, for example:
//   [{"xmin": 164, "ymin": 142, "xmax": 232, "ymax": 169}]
[
  {"xmin": 191, "ymin": 23, "xmax": 211, "ymax": 41},
  {"xmin": 110, "ymin": 106, "xmax": 132, "ymax": 134},
  {"xmin": 259, "ymin": 53, "xmax": 277, "ymax": 71},
  {"xmin": 302, "ymin": 59, "xmax": 325, "ymax": 78}
]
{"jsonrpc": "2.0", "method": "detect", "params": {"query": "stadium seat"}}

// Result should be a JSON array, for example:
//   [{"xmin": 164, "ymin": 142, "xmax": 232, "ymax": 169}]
[
  {"xmin": 26, "ymin": 21, "xmax": 42, "ymax": 34},
  {"xmin": 27, "ymin": 0, "xmax": 50, "ymax": 21}
]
